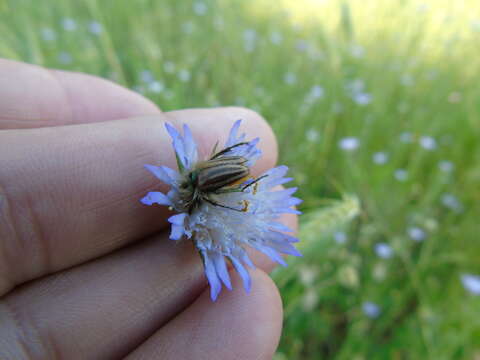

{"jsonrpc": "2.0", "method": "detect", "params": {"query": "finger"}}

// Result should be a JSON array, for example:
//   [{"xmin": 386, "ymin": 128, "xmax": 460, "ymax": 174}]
[
  {"xmin": 0, "ymin": 58, "xmax": 160, "ymax": 129},
  {"xmin": 0, "ymin": 108, "xmax": 278, "ymax": 295},
  {"xmin": 0, "ymin": 232, "xmax": 281, "ymax": 360},
  {"xmin": 126, "ymin": 269, "xmax": 282, "ymax": 360}
]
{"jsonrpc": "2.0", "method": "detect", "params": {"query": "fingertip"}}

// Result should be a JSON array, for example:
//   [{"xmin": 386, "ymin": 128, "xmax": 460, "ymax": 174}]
[
  {"xmin": 127, "ymin": 269, "xmax": 283, "ymax": 360},
  {"xmin": 50, "ymin": 69, "xmax": 161, "ymax": 122}
]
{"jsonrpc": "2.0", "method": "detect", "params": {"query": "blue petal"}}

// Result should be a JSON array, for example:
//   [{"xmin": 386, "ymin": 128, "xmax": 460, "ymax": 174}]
[
  {"xmin": 182, "ymin": 124, "xmax": 198, "ymax": 167},
  {"xmin": 241, "ymin": 251, "xmax": 255, "ymax": 269},
  {"xmin": 268, "ymin": 222, "xmax": 294, "ymax": 233},
  {"xmin": 256, "ymin": 245, "xmax": 288, "ymax": 266},
  {"xmin": 226, "ymin": 119, "xmax": 242, "ymax": 147},
  {"xmin": 140, "ymin": 191, "xmax": 172, "ymax": 206},
  {"xmin": 267, "ymin": 240, "xmax": 302, "ymax": 257},
  {"xmin": 165, "ymin": 123, "xmax": 187, "ymax": 169},
  {"xmin": 229, "ymin": 256, "xmax": 251, "ymax": 293},
  {"xmin": 144, "ymin": 164, "xmax": 179, "ymax": 186},
  {"xmin": 266, "ymin": 176, "xmax": 293, "ymax": 187},
  {"xmin": 213, "ymin": 253, "xmax": 232, "ymax": 290},
  {"xmin": 203, "ymin": 252, "xmax": 222, "ymax": 301},
  {"xmin": 275, "ymin": 208, "xmax": 302, "ymax": 215},
  {"xmin": 167, "ymin": 213, "xmax": 187, "ymax": 240},
  {"xmin": 266, "ymin": 165, "xmax": 289, "ymax": 179}
]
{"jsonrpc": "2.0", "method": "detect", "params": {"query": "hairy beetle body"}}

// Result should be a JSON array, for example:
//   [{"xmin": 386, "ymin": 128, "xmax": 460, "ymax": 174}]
[{"xmin": 179, "ymin": 143, "xmax": 252, "ymax": 213}]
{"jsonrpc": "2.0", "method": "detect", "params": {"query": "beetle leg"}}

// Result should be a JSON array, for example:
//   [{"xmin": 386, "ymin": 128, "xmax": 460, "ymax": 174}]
[
  {"xmin": 213, "ymin": 188, "xmax": 243, "ymax": 194},
  {"xmin": 202, "ymin": 196, "xmax": 243, "ymax": 212}
]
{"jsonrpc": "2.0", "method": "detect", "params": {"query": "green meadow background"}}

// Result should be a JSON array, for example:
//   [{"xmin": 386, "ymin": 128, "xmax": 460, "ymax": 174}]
[{"xmin": 1, "ymin": 0, "xmax": 480, "ymax": 358}]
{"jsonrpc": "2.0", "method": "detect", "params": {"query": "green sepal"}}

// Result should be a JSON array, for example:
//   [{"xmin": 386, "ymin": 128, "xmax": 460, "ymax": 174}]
[{"xmin": 175, "ymin": 152, "xmax": 185, "ymax": 173}]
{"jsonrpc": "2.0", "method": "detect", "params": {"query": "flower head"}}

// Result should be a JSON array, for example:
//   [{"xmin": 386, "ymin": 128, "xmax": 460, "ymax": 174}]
[{"xmin": 141, "ymin": 120, "xmax": 301, "ymax": 301}]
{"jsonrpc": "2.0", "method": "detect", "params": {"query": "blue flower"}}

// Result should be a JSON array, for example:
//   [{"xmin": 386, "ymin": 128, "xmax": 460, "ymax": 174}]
[
  {"xmin": 461, "ymin": 274, "xmax": 480, "ymax": 295},
  {"xmin": 141, "ymin": 120, "xmax": 301, "ymax": 301},
  {"xmin": 362, "ymin": 301, "xmax": 381, "ymax": 318}
]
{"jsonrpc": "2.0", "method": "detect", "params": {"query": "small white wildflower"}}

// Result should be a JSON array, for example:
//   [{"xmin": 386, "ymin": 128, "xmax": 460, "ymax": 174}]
[
  {"xmin": 362, "ymin": 301, "xmax": 381, "ymax": 318},
  {"xmin": 58, "ymin": 52, "xmax": 72, "ymax": 64},
  {"xmin": 333, "ymin": 231, "xmax": 347, "ymax": 244},
  {"xmin": 306, "ymin": 129, "xmax": 320, "ymax": 143},
  {"xmin": 163, "ymin": 61, "xmax": 175, "ymax": 74},
  {"xmin": 270, "ymin": 31, "xmax": 283, "ymax": 45},
  {"xmin": 308, "ymin": 85, "xmax": 324, "ymax": 100},
  {"xmin": 181, "ymin": 21, "xmax": 195, "ymax": 34},
  {"xmin": 299, "ymin": 266, "xmax": 319, "ymax": 286},
  {"xmin": 438, "ymin": 160, "xmax": 454, "ymax": 173},
  {"xmin": 372, "ymin": 152, "xmax": 389, "ymax": 165},
  {"xmin": 193, "ymin": 1, "xmax": 207, "ymax": 15},
  {"xmin": 375, "ymin": 243, "xmax": 393, "ymax": 259},
  {"xmin": 461, "ymin": 274, "xmax": 480, "ymax": 295},
  {"xmin": 400, "ymin": 132, "xmax": 413, "ymax": 143},
  {"xmin": 350, "ymin": 44, "xmax": 365, "ymax": 58},
  {"xmin": 346, "ymin": 79, "xmax": 365, "ymax": 94},
  {"xmin": 448, "ymin": 92, "xmax": 462, "ymax": 103},
  {"xmin": 213, "ymin": 17, "xmax": 225, "ymax": 30},
  {"xmin": 139, "ymin": 70, "xmax": 154, "ymax": 83},
  {"xmin": 401, "ymin": 74, "xmax": 414, "ymax": 86},
  {"xmin": 148, "ymin": 81, "xmax": 165, "ymax": 93},
  {"xmin": 419, "ymin": 136, "xmax": 437, "ymax": 150},
  {"xmin": 373, "ymin": 263, "xmax": 387, "ymax": 281},
  {"xmin": 243, "ymin": 29, "xmax": 257, "ymax": 42},
  {"xmin": 295, "ymin": 39, "xmax": 309, "ymax": 52},
  {"xmin": 283, "ymin": 72, "xmax": 297, "ymax": 85},
  {"xmin": 441, "ymin": 193, "xmax": 463, "ymax": 212},
  {"xmin": 88, "ymin": 21, "xmax": 103, "ymax": 35},
  {"xmin": 471, "ymin": 19, "xmax": 480, "ymax": 32},
  {"xmin": 41, "ymin": 28, "xmax": 56, "ymax": 41},
  {"xmin": 243, "ymin": 29, "xmax": 257, "ymax": 53},
  {"xmin": 407, "ymin": 227, "xmax": 426, "ymax": 242},
  {"xmin": 338, "ymin": 266, "xmax": 359, "ymax": 288},
  {"xmin": 417, "ymin": 3, "xmax": 429, "ymax": 13},
  {"xmin": 308, "ymin": 47, "xmax": 324, "ymax": 61},
  {"xmin": 178, "ymin": 69, "xmax": 191, "ymax": 82},
  {"xmin": 339, "ymin": 137, "xmax": 360, "ymax": 151},
  {"xmin": 332, "ymin": 102, "xmax": 343, "ymax": 114},
  {"xmin": 425, "ymin": 69, "xmax": 438, "ymax": 80},
  {"xmin": 61, "ymin": 18, "xmax": 77, "ymax": 31},
  {"xmin": 302, "ymin": 289, "xmax": 319, "ymax": 311},
  {"xmin": 394, "ymin": 169, "xmax": 408, "ymax": 182},
  {"xmin": 353, "ymin": 92, "xmax": 372, "ymax": 106}
]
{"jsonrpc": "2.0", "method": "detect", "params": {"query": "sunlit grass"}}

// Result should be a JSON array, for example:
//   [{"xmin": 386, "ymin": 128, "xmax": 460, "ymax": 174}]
[{"xmin": 1, "ymin": 0, "xmax": 479, "ymax": 358}]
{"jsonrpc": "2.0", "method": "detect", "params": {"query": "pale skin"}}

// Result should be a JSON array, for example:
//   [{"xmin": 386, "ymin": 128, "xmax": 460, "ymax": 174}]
[{"xmin": 0, "ymin": 59, "xmax": 298, "ymax": 359}]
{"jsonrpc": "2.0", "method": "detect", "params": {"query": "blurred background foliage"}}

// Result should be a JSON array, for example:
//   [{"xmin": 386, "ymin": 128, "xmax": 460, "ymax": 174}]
[{"xmin": 1, "ymin": 0, "xmax": 480, "ymax": 358}]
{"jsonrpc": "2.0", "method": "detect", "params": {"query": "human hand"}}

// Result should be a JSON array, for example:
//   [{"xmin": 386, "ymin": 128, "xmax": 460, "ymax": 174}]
[{"xmin": 0, "ymin": 59, "xmax": 297, "ymax": 359}]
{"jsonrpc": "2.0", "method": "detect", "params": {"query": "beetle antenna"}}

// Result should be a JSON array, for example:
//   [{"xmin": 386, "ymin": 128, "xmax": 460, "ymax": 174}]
[{"xmin": 210, "ymin": 142, "xmax": 249, "ymax": 159}]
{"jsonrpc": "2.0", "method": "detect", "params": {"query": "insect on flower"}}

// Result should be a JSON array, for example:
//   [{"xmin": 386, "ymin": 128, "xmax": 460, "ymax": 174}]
[
  {"xmin": 141, "ymin": 120, "xmax": 302, "ymax": 301},
  {"xmin": 179, "ymin": 142, "xmax": 266, "ymax": 214}
]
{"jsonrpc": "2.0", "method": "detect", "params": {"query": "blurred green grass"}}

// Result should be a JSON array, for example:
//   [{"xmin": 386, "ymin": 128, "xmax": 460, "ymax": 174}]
[{"xmin": 1, "ymin": 0, "xmax": 480, "ymax": 358}]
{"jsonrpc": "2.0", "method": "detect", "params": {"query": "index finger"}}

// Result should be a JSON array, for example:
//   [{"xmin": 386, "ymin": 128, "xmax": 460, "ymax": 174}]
[{"xmin": 0, "ymin": 58, "xmax": 160, "ymax": 129}]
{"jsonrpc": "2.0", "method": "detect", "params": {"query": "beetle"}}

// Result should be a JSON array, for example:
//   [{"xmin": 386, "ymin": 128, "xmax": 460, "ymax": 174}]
[{"xmin": 179, "ymin": 142, "xmax": 266, "ymax": 213}]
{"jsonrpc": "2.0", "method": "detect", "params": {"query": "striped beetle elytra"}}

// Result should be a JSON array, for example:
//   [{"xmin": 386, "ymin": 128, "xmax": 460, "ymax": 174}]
[{"xmin": 179, "ymin": 142, "xmax": 265, "ymax": 213}]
